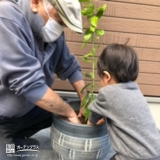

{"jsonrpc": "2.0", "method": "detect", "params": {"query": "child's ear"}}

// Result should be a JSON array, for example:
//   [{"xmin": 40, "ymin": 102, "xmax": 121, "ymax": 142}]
[
  {"xmin": 30, "ymin": 0, "xmax": 39, "ymax": 13},
  {"xmin": 103, "ymin": 71, "xmax": 111, "ymax": 82}
]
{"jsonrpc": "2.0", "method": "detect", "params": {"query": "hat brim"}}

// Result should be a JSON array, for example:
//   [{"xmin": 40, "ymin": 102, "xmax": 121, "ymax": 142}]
[{"xmin": 58, "ymin": 13, "xmax": 83, "ymax": 34}]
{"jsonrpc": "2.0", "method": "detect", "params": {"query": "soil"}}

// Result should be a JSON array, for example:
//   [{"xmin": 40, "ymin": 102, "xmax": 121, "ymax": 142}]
[{"xmin": 75, "ymin": 110, "xmax": 87, "ymax": 124}]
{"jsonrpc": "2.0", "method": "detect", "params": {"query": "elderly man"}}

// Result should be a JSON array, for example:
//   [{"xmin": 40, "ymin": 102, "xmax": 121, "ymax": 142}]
[{"xmin": 0, "ymin": 0, "xmax": 85, "ymax": 159}]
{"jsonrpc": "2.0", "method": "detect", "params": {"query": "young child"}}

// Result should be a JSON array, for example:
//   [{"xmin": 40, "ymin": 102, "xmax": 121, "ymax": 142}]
[{"xmin": 87, "ymin": 43, "xmax": 160, "ymax": 160}]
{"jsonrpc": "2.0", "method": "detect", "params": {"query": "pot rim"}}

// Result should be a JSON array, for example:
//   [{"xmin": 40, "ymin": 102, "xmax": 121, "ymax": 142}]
[
  {"xmin": 52, "ymin": 114, "xmax": 108, "ymax": 138},
  {"xmin": 54, "ymin": 114, "xmax": 105, "ymax": 127}
]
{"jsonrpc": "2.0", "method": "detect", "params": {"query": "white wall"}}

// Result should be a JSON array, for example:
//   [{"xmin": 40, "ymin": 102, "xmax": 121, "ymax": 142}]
[{"xmin": 147, "ymin": 97, "xmax": 160, "ymax": 130}]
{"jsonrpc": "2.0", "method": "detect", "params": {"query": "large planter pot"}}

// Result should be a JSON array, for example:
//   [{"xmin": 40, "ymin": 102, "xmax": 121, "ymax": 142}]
[{"xmin": 51, "ymin": 98, "xmax": 115, "ymax": 160}]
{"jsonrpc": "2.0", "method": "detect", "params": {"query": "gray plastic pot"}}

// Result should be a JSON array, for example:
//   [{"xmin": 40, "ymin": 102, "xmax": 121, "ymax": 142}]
[{"xmin": 51, "ymin": 99, "xmax": 115, "ymax": 160}]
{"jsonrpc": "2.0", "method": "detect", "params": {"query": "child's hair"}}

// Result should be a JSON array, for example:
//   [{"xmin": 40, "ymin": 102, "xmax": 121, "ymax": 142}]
[{"xmin": 97, "ymin": 43, "xmax": 139, "ymax": 83}]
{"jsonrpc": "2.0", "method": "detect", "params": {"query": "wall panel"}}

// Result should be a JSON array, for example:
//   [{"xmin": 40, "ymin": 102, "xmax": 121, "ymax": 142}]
[{"xmin": 52, "ymin": 1, "xmax": 160, "ymax": 97}]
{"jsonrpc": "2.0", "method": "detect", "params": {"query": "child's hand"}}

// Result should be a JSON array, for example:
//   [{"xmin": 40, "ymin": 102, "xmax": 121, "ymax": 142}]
[
  {"xmin": 96, "ymin": 118, "xmax": 105, "ymax": 125},
  {"xmin": 87, "ymin": 119, "xmax": 105, "ymax": 125}
]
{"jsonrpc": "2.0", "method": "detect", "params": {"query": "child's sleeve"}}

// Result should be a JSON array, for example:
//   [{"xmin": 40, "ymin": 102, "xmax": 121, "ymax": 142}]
[
  {"xmin": 88, "ymin": 111, "xmax": 103, "ymax": 125},
  {"xmin": 88, "ymin": 89, "xmax": 109, "ymax": 124}
]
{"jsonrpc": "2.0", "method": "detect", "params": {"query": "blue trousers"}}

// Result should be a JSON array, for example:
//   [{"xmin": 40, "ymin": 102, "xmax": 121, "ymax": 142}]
[{"xmin": 0, "ymin": 107, "xmax": 52, "ymax": 160}]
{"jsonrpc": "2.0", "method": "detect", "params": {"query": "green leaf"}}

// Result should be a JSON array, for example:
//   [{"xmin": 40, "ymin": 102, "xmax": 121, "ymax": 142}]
[
  {"xmin": 90, "ymin": 16, "xmax": 98, "ymax": 27},
  {"xmin": 95, "ymin": 29, "xmax": 105, "ymax": 36},
  {"xmin": 82, "ymin": 28, "xmax": 93, "ymax": 45},
  {"xmin": 81, "ymin": 8, "xmax": 91, "ymax": 16},
  {"xmin": 84, "ymin": 28, "xmax": 92, "ymax": 35},
  {"xmin": 90, "ymin": 26, "xmax": 95, "ymax": 32},
  {"xmin": 81, "ymin": 42, "xmax": 87, "ymax": 48},
  {"xmin": 83, "ymin": 97, "xmax": 94, "ymax": 120},
  {"xmin": 82, "ymin": 52, "xmax": 93, "ymax": 58},
  {"xmin": 81, "ymin": 56, "xmax": 91, "ymax": 62},
  {"xmin": 81, "ymin": 93, "xmax": 89, "ymax": 107},
  {"xmin": 85, "ymin": 72, "xmax": 93, "ymax": 79},
  {"xmin": 84, "ymin": 107, "xmax": 90, "ymax": 121},
  {"xmin": 83, "ymin": 33, "xmax": 92, "ymax": 43},
  {"xmin": 81, "ymin": 4, "xmax": 94, "ymax": 17},
  {"xmin": 96, "ymin": 4, "xmax": 107, "ymax": 19},
  {"xmin": 81, "ymin": 52, "xmax": 93, "ymax": 62},
  {"xmin": 81, "ymin": 83, "xmax": 92, "ymax": 93}
]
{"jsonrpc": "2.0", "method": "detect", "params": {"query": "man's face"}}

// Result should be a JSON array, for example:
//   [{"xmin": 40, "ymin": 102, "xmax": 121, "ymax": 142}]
[{"xmin": 30, "ymin": 0, "xmax": 66, "ymax": 26}]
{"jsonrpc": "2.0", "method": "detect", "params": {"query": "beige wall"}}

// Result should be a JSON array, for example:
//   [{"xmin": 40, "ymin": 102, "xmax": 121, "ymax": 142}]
[{"xmin": 53, "ymin": 0, "xmax": 160, "ymax": 97}]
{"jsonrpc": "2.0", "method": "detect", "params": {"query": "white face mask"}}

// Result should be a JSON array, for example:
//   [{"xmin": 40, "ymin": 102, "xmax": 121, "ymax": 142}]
[{"xmin": 41, "ymin": 0, "xmax": 63, "ymax": 42}]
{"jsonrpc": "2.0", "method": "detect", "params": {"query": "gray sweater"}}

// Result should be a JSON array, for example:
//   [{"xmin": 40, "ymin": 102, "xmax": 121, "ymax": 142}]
[{"xmin": 88, "ymin": 82, "xmax": 160, "ymax": 160}]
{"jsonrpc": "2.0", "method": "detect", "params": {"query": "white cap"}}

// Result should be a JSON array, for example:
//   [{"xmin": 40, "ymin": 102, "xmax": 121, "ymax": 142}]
[{"xmin": 48, "ymin": 0, "xmax": 83, "ymax": 33}]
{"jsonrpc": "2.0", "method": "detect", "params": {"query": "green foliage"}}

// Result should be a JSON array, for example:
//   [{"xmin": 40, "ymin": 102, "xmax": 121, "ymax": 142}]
[{"xmin": 79, "ymin": 0, "xmax": 106, "ymax": 120}]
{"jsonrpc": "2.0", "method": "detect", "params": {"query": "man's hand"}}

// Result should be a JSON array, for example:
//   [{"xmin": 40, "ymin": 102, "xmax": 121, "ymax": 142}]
[
  {"xmin": 67, "ymin": 114, "xmax": 81, "ymax": 124},
  {"xmin": 35, "ymin": 87, "xmax": 81, "ymax": 123}
]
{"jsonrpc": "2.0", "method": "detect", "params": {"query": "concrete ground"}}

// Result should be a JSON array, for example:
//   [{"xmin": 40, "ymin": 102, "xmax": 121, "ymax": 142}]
[{"xmin": 19, "ymin": 128, "xmax": 54, "ymax": 160}]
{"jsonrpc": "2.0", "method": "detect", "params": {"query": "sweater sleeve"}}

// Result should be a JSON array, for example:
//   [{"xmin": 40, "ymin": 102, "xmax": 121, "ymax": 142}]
[
  {"xmin": 88, "ymin": 88, "xmax": 110, "ymax": 124},
  {"xmin": 54, "ymin": 33, "xmax": 84, "ymax": 83},
  {"xmin": 0, "ymin": 13, "xmax": 47, "ymax": 103}
]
